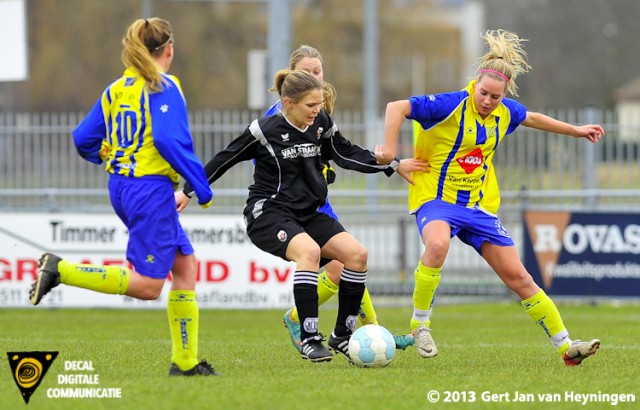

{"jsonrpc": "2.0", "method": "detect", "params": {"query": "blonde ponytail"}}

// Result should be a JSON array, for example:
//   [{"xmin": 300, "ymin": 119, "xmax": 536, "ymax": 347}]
[
  {"xmin": 121, "ymin": 17, "xmax": 173, "ymax": 92},
  {"xmin": 476, "ymin": 30, "xmax": 531, "ymax": 96}
]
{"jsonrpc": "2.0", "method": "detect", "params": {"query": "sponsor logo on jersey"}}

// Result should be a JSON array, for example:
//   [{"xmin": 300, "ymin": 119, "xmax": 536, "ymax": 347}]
[
  {"xmin": 281, "ymin": 143, "xmax": 321, "ymax": 159},
  {"xmin": 456, "ymin": 147, "xmax": 484, "ymax": 174}
]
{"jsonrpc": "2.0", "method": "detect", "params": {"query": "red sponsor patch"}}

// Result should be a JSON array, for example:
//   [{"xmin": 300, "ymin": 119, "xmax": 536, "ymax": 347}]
[{"xmin": 456, "ymin": 148, "xmax": 484, "ymax": 174}]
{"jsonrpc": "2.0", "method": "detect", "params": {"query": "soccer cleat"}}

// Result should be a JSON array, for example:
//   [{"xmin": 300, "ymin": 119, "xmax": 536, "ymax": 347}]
[
  {"xmin": 29, "ymin": 253, "xmax": 62, "ymax": 305},
  {"xmin": 300, "ymin": 335, "xmax": 333, "ymax": 362},
  {"xmin": 328, "ymin": 332, "xmax": 353, "ymax": 364},
  {"xmin": 393, "ymin": 333, "xmax": 415, "ymax": 350},
  {"xmin": 168, "ymin": 360, "xmax": 221, "ymax": 376},
  {"xmin": 413, "ymin": 324, "xmax": 438, "ymax": 358},
  {"xmin": 562, "ymin": 339, "xmax": 600, "ymax": 366},
  {"xmin": 282, "ymin": 309, "xmax": 302, "ymax": 353}
]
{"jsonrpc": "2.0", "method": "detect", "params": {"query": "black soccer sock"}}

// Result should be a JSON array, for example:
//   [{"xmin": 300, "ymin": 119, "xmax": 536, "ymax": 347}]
[
  {"xmin": 334, "ymin": 269, "xmax": 367, "ymax": 337},
  {"xmin": 293, "ymin": 270, "xmax": 319, "ymax": 342}
]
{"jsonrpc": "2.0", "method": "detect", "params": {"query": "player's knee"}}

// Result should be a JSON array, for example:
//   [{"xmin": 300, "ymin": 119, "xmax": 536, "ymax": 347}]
[
  {"xmin": 136, "ymin": 278, "xmax": 165, "ymax": 300},
  {"xmin": 300, "ymin": 245, "xmax": 322, "ymax": 266},
  {"xmin": 505, "ymin": 270, "xmax": 535, "ymax": 294},
  {"xmin": 133, "ymin": 286, "xmax": 163, "ymax": 300},
  {"xmin": 423, "ymin": 238, "xmax": 448, "ymax": 264},
  {"xmin": 345, "ymin": 245, "xmax": 368, "ymax": 271}
]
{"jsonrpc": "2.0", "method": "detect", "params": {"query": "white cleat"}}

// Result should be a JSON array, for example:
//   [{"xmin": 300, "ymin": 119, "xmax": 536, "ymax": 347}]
[
  {"xmin": 413, "ymin": 324, "xmax": 438, "ymax": 358},
  {"xmin": 562, "ymin": 339, "xmax": 600, "ymax": 366}
]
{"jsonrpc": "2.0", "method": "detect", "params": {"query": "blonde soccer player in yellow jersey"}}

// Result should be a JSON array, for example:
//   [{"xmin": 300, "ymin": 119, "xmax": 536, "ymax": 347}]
[
  {"xmin": 379, "ymin": 30, "xmax": 604, "ymax": 365},
  {"xmin": 29, "ymin": 18, "xmax": 218, "ymax": 376}
]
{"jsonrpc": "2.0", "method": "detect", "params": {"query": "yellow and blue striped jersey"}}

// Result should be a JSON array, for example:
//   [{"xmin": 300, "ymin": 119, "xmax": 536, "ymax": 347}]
[
  {"xmin": 408, "ymin": 80, "xmax": 526, "ymax": 213},
  {"xmin": 73, "ymin": 68, "xmax": 212, "ymax": 204},
  {"xmin": 412, "ymin": 121, "xmax": 502, "ymax": 214}
]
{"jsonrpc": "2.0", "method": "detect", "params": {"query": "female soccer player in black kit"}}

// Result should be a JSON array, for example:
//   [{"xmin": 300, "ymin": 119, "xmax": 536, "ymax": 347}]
[{"xmin": 177, "ymin": 69, "xmax": 427, "ymax": 362}]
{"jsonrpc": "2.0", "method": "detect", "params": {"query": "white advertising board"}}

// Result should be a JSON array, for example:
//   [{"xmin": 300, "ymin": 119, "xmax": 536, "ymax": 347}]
[
  {"xmin": 0, "ymin": 213, "xmax": 295, "ymax": 308},
  {"xmin": 0, "ymin": 0, "xmax": 28, "ymax": 81}
]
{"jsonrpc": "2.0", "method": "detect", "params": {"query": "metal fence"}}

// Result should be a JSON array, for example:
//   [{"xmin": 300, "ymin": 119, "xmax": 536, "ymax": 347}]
[{"xmin": 1, "ymin": 108, "xmax": 639, "ymax": 297}]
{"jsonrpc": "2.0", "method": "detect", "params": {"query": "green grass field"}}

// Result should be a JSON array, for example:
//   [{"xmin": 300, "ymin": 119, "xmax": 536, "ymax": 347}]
[{"xmin": 1, "ymin": 302, "xmax": 638, "ymax": 410}]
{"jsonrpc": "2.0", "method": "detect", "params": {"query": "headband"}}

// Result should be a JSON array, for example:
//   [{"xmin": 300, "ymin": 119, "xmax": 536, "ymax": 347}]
[
  {"xmin": 146, "ymin": 34, "xmax": 173, "ymax": 53},
  {"xmin": 479, "ymin": 69, "xmax": 510, "ymax": 83}
]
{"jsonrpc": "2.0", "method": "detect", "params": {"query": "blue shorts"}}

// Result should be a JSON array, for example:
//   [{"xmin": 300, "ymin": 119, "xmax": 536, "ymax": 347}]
[
  {"xmin": 414, "ymin": 199, "xmax": 514, "ymax": 255},
  {"xmin": 108, "ymin": 174, "xmax": 194, "ymax": 279},
  {"xmin": 319, "ymin": 196, "xmax": 339, "ymax": 221}
]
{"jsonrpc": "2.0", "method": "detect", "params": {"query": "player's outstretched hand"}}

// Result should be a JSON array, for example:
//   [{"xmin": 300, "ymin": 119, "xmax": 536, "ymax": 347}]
[
  {"xmin": 576, "ymin": 124, "xmax": 604, "ymax": 143},
  {"xmin": 396, "ymin": 158, "xmax": 430, "ymax": 185},
  {"xmin": 175, "ymin": 190, "xmax": 191, "ymax": 212}
]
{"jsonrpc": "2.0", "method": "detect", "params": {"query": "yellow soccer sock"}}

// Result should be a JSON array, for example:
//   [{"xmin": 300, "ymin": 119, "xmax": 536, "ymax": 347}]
[
  {"xmin": 358, "ymin": 288, "xmax": 378, "ymax": 325},
  {"xmin": 290, "ymin": 269, "xmax": 338, "ymax": 323},
  {"xmin": 521, "ymin": 289, "xmax": 571, "ymax": 354},
  {"xmin": 411, "ymin": 261, "xmax": 441, "ymax": 331},
  {"xmin": 167, "ymin": 290, "xmax": 199, "ymax": 370},
  {"xmin": 59, "ymin": 260, "xmax": 130, "ymax": 294}
]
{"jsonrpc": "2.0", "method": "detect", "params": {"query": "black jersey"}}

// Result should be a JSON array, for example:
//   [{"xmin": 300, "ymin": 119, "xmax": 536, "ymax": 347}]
[{"xmin": 184, "ymin": 111, "xmax": 396, "ymax": 213}]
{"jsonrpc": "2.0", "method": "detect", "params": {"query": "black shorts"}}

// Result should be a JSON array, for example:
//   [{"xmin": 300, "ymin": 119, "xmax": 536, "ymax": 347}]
[{"xmin": 244, "ymin": 202, "xmax": 345, "ymax": 264}]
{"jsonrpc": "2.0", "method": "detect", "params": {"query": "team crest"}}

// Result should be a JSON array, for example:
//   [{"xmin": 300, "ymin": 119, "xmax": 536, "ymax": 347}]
[
  {"xmin": 303, "ymin": 317, "xmax": 318, "ymax": 333},
  {"xmin": 346, "ymin": 315, "xmax": 357, "ymax": 332},
  {"xmin": 277, "ymin": 230, "xmax": 288, "ymax": 242}
]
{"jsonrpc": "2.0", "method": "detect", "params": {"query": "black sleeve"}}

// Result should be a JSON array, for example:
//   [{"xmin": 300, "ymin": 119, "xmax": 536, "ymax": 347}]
[
  {"xmin": 321, "ymin": 123, "xmax": 396, "ymax": 177},
  {"xmin": 183, "ymin": 125, "xmax": 259, "ymax": 196}
]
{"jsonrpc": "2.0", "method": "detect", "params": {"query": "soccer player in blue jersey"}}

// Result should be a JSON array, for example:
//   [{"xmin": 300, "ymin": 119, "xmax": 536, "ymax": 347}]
[
  {"xmin": 28, "ymin": 18, "xmax": 219, "ymax": 376},
  {"xmin": 265, "ymin": 45, "xmax": 415, "ymax": 353},
  {"xmin": 378, "ymin": 30, "xmax": 603, "ymax": 366}
]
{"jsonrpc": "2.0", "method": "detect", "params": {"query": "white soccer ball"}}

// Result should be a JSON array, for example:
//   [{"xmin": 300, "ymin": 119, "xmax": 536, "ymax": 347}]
[{"xmin": 348, "ymin": 324, "xmax": 396, "ymax": 368}]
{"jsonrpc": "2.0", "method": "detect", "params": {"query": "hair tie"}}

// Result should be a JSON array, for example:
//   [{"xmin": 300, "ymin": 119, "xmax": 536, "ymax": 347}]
[{"xmin": 479, "ymin": 69, "xmax": 510, "ymax": 83}]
